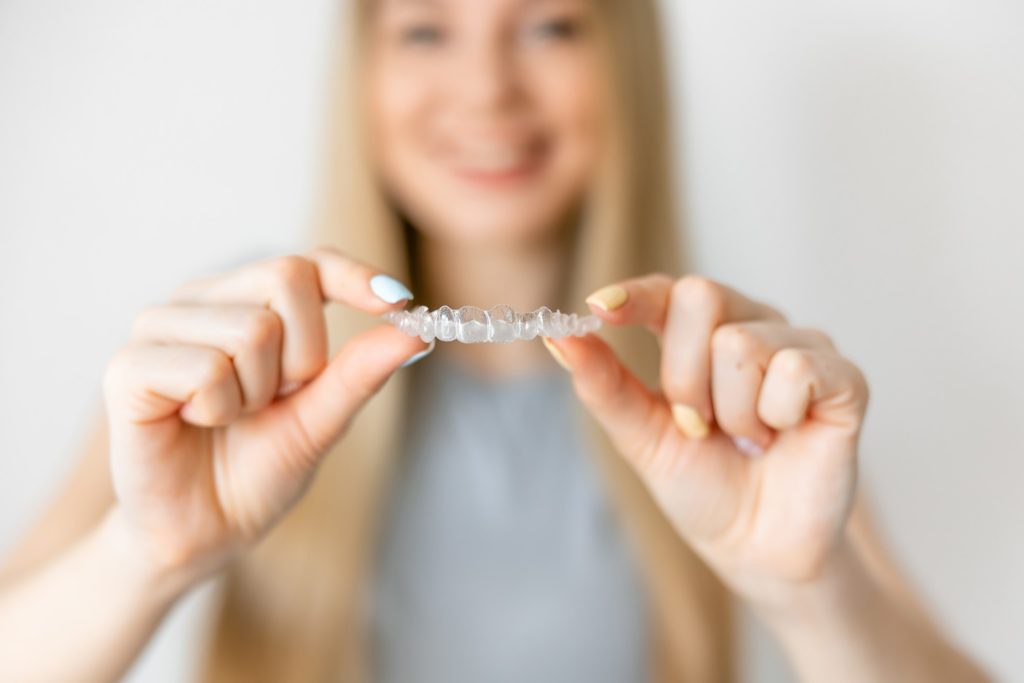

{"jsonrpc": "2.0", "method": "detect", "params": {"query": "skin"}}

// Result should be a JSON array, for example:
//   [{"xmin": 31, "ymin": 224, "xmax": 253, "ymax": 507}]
[
  {"xmin": 366, "ymin": 0, "xmax": 604, "ymax": 374},
  {"xmin": 0, "ymin": 0, "xmax": 991, "ymax": 681}
]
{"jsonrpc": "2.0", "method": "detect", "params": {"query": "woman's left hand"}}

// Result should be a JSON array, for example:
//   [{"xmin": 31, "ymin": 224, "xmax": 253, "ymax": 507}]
[{"xmin": 546, "ymin": 274, "xmax": 869, "ymax": 606}]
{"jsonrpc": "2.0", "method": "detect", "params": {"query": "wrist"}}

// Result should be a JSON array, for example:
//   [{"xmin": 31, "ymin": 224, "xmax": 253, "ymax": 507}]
[
  {"xmin": 732, "ymin": 533, "xmax": 990, "ymax": 683},
  {"xmin": 746, "ymin": 533, "xmax": 874, "ymax": 629},
  {"xmin": 743, "ymin": 534, "xmax": 908, "ymax": 681},
  {"xmin": 95, "ymin": 507, "xmax": 217, "ymax": 603}
]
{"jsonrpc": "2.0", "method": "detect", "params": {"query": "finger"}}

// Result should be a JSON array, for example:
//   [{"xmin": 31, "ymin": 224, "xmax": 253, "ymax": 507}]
[
  {"xmin": 305, "ymin": 246, "xmax": 413, "ymax": 313},
  {"xmin": 172, "ymin": 256, "xmax": 327, "ymax": 385},
  {"xmin": 758, "ymin": 348, "xmax": 869, "ymax": 434},
  {"xmin": 662, "ymin": 277, "xmax": 786, "ymax": 435},
  {"xmin": 172, "ymin": 251, "xmax": 413, "ymax": 387},
  {"xmin": 277, "ymin": 326, "xmax": 431, "ymax": 458},
  {"xmin": 586, "ymin": 275, "xmax": 785, "ymax": 438},
  {"xmin": 543, "ymin": 334, "xmax": 673, "ymax": 475},
  {"xmin": 104, "ymin": 344, "xmax": 243, "ymax": 427},
  {"xmin": 584, "ymin": 273, "xmax": 783, "ymax": 336},
  {"xmin": 131, "ymin": 304, "xmax": 283, "ymax": 412},
  {"xmin": 549, "ymin": 333, "xmax": 755, "ymax": 540},
  {"xmin": 584, "ymin": 273, "xmax": 676, "ymax": 335},
  {"xmin": 588, "ymin": 275, "xmax": 785, "ymax": 437},
  {"xmin": 710, "ymin": 322, "xmax": 835, "ymax": 451},
  {"xmin": 174, "ymin": 248, "xmax": 411, "ymax": 313}
]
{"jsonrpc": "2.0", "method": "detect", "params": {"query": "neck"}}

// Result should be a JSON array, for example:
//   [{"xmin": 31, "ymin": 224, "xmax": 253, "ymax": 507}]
[{"xmin": 415, "ymin": 229, "xmax": 569, "ymax": 378}]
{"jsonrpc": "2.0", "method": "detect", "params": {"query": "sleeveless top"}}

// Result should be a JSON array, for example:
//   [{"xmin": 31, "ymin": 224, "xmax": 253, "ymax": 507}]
[{"xmin": 369, "ymin": 353, "xmax": 649, "ymax": 682}]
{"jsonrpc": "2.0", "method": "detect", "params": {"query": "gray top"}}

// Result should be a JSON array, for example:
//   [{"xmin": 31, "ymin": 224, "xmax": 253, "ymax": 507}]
[{"xmin": 369, "ymin": 353, "xmax": 649, "ymax": 683}]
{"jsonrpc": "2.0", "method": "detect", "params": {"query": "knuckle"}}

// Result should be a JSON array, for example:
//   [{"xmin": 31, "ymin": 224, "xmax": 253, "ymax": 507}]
[
  {"xmin": 197, "ymin": 351, "xmax": 235, "ymax": 389},
  {"xmin": 307, "ymin": 244, "xmax": 342, "ymax": 262},
  {"xmin": 711, "ymin": 323, "xmax": 759, "ymax": 357},
  {"xmin": 845, "ymin": 359, "xmax": 870, "ymax": 406},
  {"xmin": 241, "ymin": 310, "xmax": 282, "ymax": 349},
  {"xmin": 772, "ymin": 348, "xmax": 814, "ymax": 380},
  {"xmin": 268, "ymin": 255, "xmax": 316, "ymax": 293},
  {"xmin": 644, "ymin": 272, "xmax": 676, "ymax": 292},
  {"xmin": 803, "ymin": 327, "xmax": 836, "ymax": 349},
  {"xmin": 673, "ymin": 275, "xmax": 723, "ymax": 317}
]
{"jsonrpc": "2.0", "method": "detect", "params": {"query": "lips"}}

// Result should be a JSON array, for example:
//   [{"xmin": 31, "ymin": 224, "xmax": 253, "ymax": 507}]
[{"xmin": 448, "ymin": 139, "xmax": 548, "ymax": 185}]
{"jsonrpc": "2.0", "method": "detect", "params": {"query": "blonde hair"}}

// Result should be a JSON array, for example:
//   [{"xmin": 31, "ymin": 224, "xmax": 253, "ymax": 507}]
[{"xmin": 201, "ymin": 1, "xmax": 734, "ymax": 681}]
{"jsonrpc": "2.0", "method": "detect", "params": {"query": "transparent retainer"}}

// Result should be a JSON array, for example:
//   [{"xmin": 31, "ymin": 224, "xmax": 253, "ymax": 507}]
[{"xmin": 383, "ymin": 305, "xmax": 602, "ymax": 344}]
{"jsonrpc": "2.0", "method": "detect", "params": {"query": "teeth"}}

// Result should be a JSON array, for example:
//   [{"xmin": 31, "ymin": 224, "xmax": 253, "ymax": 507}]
[{"xmin": 383, "ymin": 305, "xmax": 601, "ymax": 344}]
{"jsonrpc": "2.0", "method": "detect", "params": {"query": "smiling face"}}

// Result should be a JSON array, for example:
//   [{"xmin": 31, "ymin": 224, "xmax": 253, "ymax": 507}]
[{"xmin": 365, "ymin": 0, "xmax": 605, "ymax": 248}]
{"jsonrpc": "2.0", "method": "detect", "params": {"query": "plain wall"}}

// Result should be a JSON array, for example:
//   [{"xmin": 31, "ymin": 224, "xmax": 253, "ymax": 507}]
[{"xmin": 1, "ymin": 1, "xmax": 1021, "ymax": 681}]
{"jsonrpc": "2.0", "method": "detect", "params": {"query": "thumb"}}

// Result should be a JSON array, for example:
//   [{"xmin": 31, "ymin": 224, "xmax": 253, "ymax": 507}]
[
  {"xmin": 545, "ymin": 334, "xmax": 674, "ymax": 475},
  {"xmin": 548, "ymin": 333, "xmax": 749, "ymax": 541},
  {"xmin": 281, "ymin": 325, "xmax": 431, "ymax": 456}
]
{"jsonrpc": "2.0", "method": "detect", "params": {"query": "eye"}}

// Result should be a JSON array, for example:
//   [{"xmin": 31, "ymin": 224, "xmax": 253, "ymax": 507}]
[
  {"xmin": 400, "ymin": 23, "xmax": 445, "ymax": 46},
  {"xmin": 528, "ymin": 16, "xmax": 583, "ymax": 42}
]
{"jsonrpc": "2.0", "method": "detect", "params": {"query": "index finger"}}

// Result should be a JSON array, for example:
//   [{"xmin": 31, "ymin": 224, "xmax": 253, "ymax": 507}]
[
  {"xmin": 172, "ymin": 247, "xmax": 413, "ymax": 386},
  {"xmin": 585, "ymin": 274, "xmax": 784, "ymax": 435},
  {"xmin": 584, "ymin": 273, "xmax": 781, "ymax": 335},
  {"xmin": 174, "ymin": 247, "xmax": 412, "ymax": 315},
  {"xmin": 305, "ymin": 246, "xmax": 414, "ymax": 314}
]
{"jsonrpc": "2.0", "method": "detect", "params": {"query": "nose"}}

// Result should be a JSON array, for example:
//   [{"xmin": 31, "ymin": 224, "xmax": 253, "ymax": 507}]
[{"xmin": 449, "ymin": 36, "xmax": 523, "ymax": 115}]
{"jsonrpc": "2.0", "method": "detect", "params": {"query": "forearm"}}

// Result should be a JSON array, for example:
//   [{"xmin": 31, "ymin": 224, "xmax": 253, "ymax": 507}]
[
  {"xmin": 0, "ymin": 508, "xmax": 200, "ymax": 683},
  {"xmin": 754, "ymin": 537, "xmax": 991, "ymax": 683}
]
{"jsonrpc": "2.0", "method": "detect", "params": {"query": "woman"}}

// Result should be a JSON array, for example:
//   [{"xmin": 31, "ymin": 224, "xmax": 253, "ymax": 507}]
[{"xmin": 0, "ymin": 0, "xmax": 991, "ymax": 681}]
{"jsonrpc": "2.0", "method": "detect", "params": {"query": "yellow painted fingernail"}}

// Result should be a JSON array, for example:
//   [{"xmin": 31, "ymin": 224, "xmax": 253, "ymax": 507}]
[
  {"xmin": 585, "ymin": 284, "xmax": 629, "ymax": 312},
  {"xmin": 542, "ymin": 336, "xmax": 571, "ymax": 371},
  {"xmin": 671, "ymin": 404, "xmax": 710, "ymax": 439}
]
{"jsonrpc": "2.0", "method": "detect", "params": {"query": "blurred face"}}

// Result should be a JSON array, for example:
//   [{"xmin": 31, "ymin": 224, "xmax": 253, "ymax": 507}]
[{"xmin": 366, "ymin": 0, "xmax": 604, "ymax": 248}]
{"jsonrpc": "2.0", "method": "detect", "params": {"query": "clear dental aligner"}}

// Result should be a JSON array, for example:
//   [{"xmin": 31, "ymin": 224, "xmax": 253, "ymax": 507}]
[{"xmin": 383, "ymin": 305, "xmax": 602, "ymax": 344}]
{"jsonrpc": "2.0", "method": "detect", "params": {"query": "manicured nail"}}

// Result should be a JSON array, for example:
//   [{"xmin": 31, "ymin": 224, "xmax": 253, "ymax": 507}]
[
  {"xmin": 541, "ymin": 336, "xmax": 571, "ymax": 371},
  {"xmin": 671, "ymin": 403, "xmax": 710, "ymax": 439},
  {"xmin": 400, "ymin": 340, "xmax": 435, "ymax": 368},
  {"xmin": 585, "ymin": 284, "xmax": 629, "ymax": 312},
  {"xmin": 733, "ymin": 436, "xmax": 765, "ymax": 457},
  {"xmin": 369, "ymin": 274, "xmax": 413, "ymax": 304}
]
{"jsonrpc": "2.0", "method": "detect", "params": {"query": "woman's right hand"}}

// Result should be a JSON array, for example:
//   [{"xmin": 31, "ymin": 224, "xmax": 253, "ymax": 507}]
[{"xmin": 102, "ymin": 248, "xmax": 428, "ymax": 580}]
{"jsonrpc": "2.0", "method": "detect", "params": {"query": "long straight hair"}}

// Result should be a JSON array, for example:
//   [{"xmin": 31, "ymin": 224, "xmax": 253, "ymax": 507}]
[{"xmin": 200, "ymin": 1, "xmax": 734, "ymax": 681}]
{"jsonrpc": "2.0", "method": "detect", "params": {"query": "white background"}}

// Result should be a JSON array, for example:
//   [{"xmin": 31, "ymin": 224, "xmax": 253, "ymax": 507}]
[{"xmin": 1, "ymin": 1, "xmax": 1021, "ymax": 681}]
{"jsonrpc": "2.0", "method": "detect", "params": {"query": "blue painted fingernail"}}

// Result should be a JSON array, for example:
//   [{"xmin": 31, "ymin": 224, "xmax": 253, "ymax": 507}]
[
  {"xmin": 400, "ymin": 340, "xmax": 435, "ymax": 368},
  {"xmin": 370, "ymin": 274, "xmax": 413, "ymax": 304}
]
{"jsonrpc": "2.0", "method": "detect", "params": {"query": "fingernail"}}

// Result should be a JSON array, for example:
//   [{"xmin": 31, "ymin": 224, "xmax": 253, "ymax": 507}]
[
  {"xmin": 542, "ymin": 336, "xmax": 571, "ymax": 371},
  {"xmin": 585, "ymin": 284, "xmax": 629, "ymax": 312},
  {"xmin": 400, "ymin": 340, "xmax": 435, "ymax": 368},
  {"xmin": 277, "ymin": 380, "xmax": 303, "ymax": 397},
  {"xmin": 733, "ymin": 436, "xmax": 765, "ymax": 457},
  {"xmin": 671, "ymin": 403, "xmax": 710, "ymax": 439},
  {"xmin": 369, "ymin": 274, "xmax": 413, "ymax": 304}
]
